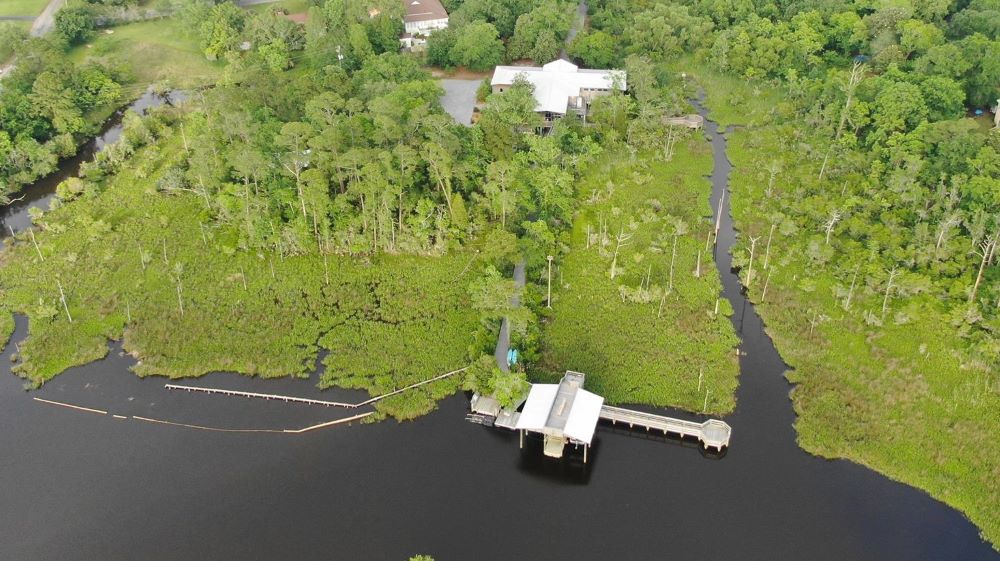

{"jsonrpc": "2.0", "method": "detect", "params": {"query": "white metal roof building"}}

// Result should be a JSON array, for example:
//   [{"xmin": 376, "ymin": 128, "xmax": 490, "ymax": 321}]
[
  {"xmin": 515, "ymin": 371, "xmax": 604, "ymax": 459},
  {"xmin": 490, "ymin": 59, "xmax": 626, "ymax": 117}
]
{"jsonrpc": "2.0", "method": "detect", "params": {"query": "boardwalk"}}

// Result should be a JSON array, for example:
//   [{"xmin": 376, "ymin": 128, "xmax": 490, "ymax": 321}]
[
  {"xmin": 599, "ymin": 404, "xmax": 731, "ymax": 450},
  {"xmin": 164, "ymin": 384, "xmax": 356, "ymax": 407},
  {"xmin": 494, "ymin": 260, "xmax": 526, "ymax": 371},
  {"xmin": 165, "ymin": 366, "xmax": 467, "ymax": 409}
]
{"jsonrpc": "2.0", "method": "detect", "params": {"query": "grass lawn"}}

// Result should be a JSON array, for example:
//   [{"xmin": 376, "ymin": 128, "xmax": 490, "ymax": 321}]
[
  {"xmin": 536, "ymin": 138, "xmax": 740, "ymax": 414},
  {"xmin": 709, "ymin": 76, "xmax": 1000, "ymax": 547},
  {"xmin": 0, "ymin": 126, "xmax": 479, "ymax": 421},
  {"xmin": 0, "ymin": 0, "xmax": 48, "ymax": 16},
  {"xmin": 69, "ymin": 18, "xmax": 222, "ymax": 89},
  {"xmin": 245, "ymin": 0, "xmax": 311, "ymax": 14}
]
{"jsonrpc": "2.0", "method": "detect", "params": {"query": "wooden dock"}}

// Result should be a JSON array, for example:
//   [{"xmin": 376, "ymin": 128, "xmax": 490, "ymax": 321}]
[
  {"xmin": 164, "ymin": 384, "xmax": 357, "ymax": 408},
  {"xmin": 164, "ymin": 367, "xmax": 467, "ymax": 409},
  {"xmin": 599, "ymin": 405, "xmax": 731, "ymax": 451}
]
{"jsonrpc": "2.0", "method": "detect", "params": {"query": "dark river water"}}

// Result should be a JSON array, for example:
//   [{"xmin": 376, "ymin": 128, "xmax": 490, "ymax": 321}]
[{"xmin": 0, "ymin": 97, "xmax": 997, "ymax": 561}]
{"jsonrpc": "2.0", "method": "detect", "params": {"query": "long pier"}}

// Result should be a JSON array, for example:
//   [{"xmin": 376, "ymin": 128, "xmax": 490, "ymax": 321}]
[
  {"xmin": 164, "ymin": 367, "xmax": 467, "ymax": 409},
  {"xmin": 164, "ymin": 385, "xmax": 356, "ymax": 407},
  {"xmin": 599, "ymin": 405, "xmax": 731, "ymax": 451}
]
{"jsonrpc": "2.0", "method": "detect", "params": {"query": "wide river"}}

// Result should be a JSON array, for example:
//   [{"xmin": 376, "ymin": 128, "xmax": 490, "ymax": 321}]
[{"xmin": 0, "ymin": 94, "xmax": 997, "ymax": 560}]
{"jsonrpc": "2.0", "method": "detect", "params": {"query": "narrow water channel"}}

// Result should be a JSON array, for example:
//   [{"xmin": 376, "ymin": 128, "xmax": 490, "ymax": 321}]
[
  {"xmin": 0, "ymin": 89, "xmax": 184, "ymax": 245},
  {"xmin": 0, "ymin": 98, "xmax": 996, "ymax": 560}
]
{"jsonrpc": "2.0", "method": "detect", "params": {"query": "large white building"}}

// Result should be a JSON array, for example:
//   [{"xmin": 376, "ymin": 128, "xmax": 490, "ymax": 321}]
[
  {"xmin": 402, "ymin": 0, "xmax": 449, "ymax": 35},
  {"xmin": 490, "ymin": 59, "xmax": 627, "ymax": 123}
]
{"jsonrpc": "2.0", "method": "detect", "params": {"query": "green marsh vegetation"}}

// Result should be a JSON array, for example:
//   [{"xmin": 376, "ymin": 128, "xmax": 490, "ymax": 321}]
[
  {"xmin": 0, "ymin": 109, "xmax": 480, "ymax": 420},
  {"xmin": 0, "ymin": 0, "xmax": 660, "ymax": 419},
  {"xmin": 538, "ymin": 140, "xmax": 740, "ymax": 414},
  {"xmin": 580, "ymin": 0, "xmax": 1000, "ymax": 545}
]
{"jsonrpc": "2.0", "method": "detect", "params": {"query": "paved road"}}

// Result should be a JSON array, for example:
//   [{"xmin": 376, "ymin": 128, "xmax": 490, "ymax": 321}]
[
  {"xmin": 29, "ymin": 0, "xmax": 65, "ymax": 37},
  {"xmin": 439, "ymin": 79, "xmax": 480, "ymax": 126},
  {"xmin": 561, "ymin": 0, "xmax": 588, "ymax": 59},
  {"xmin": 236, "ymin": 0, "xmax": 282, "ymax": 6},
  {"xmin": 493, "ymin": 260, "xmax": 526, "ymax": 372}
]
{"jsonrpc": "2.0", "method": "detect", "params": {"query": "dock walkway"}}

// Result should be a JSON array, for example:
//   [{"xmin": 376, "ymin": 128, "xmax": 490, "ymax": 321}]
[{"xmin": 599, "ymin": 405, "xmax": 731, "ymax": 450}]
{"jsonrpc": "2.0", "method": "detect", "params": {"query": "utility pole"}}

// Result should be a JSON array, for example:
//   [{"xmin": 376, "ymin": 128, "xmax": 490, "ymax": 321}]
[{"xmin": 546, "ymin": 255, "xmax": 554, "ymax": 308}]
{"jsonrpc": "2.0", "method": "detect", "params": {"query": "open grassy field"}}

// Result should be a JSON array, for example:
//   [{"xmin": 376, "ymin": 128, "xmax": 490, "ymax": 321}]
[
  {"xmin": 0, "ymin": 125, "xmax": 479, "ymax": 420},
  {"xmin": 244, "ymin": 0, "xmax": 311, "ymax": 15},
  {"xmin": 68, "ymin": 18, "xmax": 222, "ymax": 89},
  {"xmin": 701, "ymin": 75, "xmax": 1000, "ymax": 546},
  {"xmin": 0, "ymin": 0, "xmax": 48, "ymax": 16},
  {"xmin": 536, "ymin": 138, "xmax": 740, "ymax": 414}
]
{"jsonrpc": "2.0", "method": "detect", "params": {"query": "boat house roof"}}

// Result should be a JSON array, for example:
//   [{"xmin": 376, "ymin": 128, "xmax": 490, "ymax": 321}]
[{"xmin": 515, "ymin": 371, "xmax": 604, "ymax": 445}]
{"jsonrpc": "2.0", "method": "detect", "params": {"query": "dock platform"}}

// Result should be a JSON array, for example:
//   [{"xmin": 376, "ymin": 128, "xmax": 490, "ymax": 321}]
[{"xmin": 599, "ymin": 405, "xmax": 731, "ymax": 450}]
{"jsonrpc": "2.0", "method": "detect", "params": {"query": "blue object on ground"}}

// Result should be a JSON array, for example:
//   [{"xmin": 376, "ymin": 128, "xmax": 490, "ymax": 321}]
[{"xmin": 507, "ymin": 349, "xmax": 518, "ymax": 366}]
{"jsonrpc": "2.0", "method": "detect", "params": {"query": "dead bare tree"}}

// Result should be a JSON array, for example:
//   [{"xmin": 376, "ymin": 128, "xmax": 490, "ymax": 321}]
[
  {"xmin": 761, "ymin": 267, "xmax": 772, "ymax": 302},
  {"xmin": 765, "ymin": 161, "xmax": 781, "ymax": 198},
  {"xmin": 935, "ymin": 213, "xmax": 961, "ymax": 251},
  {"xmin": 845, "ymin": 263, "xmax": 861, "ymax": 310},
  {"xmin": 970, "ymin": 235, "xmax": 998, "ymax": 304},
  {"xmin": 714, "ymin": 191, "xmax": 725, "ymax": 242},
  {"xmin": 56, "ymin": 279, "xmax": 72, "ymax": 323},
  {"xmin": 28, "ymin": 229, "xmax": 43, "ymax": 261},
  {"xmin": 882, "ymin": 266, "xmax": 900, "ymax": 319},
  {"xmin": 669, "ymin": 235, "xmax": 678, "ymax": 292},
  {"xmin": 663, "ymin": 124, "xmax": 680, "ymax": 161},
  {"xmin": 610, "ymin": 225, "xmax": 633, "ymax": 280},
  {"xmin": 835, "ymin": 61, "xmax": 865, "ymax": 141},
  {"xmin": 172, "ymin": 263, "xmax": 185, "ymax": 316},
  {"xmin": 763, "ymin": 223, "xmax": 776, "ymax": 271},
  {"xmin": 824, "ymin": 209, "xmax": 842, "ymax": 245},
  {"xmin": 746, "ymin": 235, "xmax": 761, "ymax": 289}
]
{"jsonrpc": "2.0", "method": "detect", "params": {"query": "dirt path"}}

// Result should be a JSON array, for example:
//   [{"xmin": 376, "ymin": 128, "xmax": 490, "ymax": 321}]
[{"xmin": 29, "ymin": 0, "xmax": 65, "ymax": 37}]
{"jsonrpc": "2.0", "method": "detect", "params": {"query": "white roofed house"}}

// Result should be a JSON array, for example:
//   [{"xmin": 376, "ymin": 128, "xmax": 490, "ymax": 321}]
[
  {"xmin": 490, "ymin": 59, "xmax": 627, "ymax": 127},
  {"xmin": 401, "ymin": 0, "xmax": 448, "ymax": 48}
]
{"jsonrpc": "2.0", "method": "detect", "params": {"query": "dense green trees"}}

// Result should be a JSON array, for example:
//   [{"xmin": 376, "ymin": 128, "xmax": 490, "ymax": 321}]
[
  {"xmin": 428, "ymin": 0, "xmax": 577, "ymax": 66},
  {"xmin": 0, "ymin": 38, "xmax": 124, "ymax": 198},
  {"xmin": 54, "ymin": 6, "xmax": 96, "ymax": 46},
  {"xmin": 449, "ymin": 21, "xmax": 504, "ymax": 70}
]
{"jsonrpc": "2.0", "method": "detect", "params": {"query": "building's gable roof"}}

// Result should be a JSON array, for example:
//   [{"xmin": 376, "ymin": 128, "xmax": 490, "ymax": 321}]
[
  {"xmin": 491, "ymin": 60, "xmax": 626, "ymax": 114},
  {"xmin": 515, "ymin": 372, "xmax": 604, "ymax": 445},
  {"xmin": 404, "ymin": 0, "xmax": 448, "ymax": 23}
]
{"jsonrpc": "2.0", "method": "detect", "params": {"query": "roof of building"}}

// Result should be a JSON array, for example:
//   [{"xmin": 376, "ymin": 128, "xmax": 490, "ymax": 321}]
[
  {"xmin": 403, "ymin": 0, "xmax": 448, "ymax": 23},
  {"xmin": 491, "ymin": 59, "xmax": 627, "ymax": 115},
  {"xmin": 515, "ymin": 371, "xmax": 604, "ymax": 445}
]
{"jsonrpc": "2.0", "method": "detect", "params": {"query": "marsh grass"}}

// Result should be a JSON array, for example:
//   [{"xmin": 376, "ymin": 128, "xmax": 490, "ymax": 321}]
[
  {"xmin": 718, "ymin": 84, "xmax": 1000, "ymax": 546},
  {"xmin": 0, "ymin": 129, "xmax": 478, "ymax": 420},
  {"xmin": 537, "ymin": 139, "xmax": 740, "ymax": 414}
]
